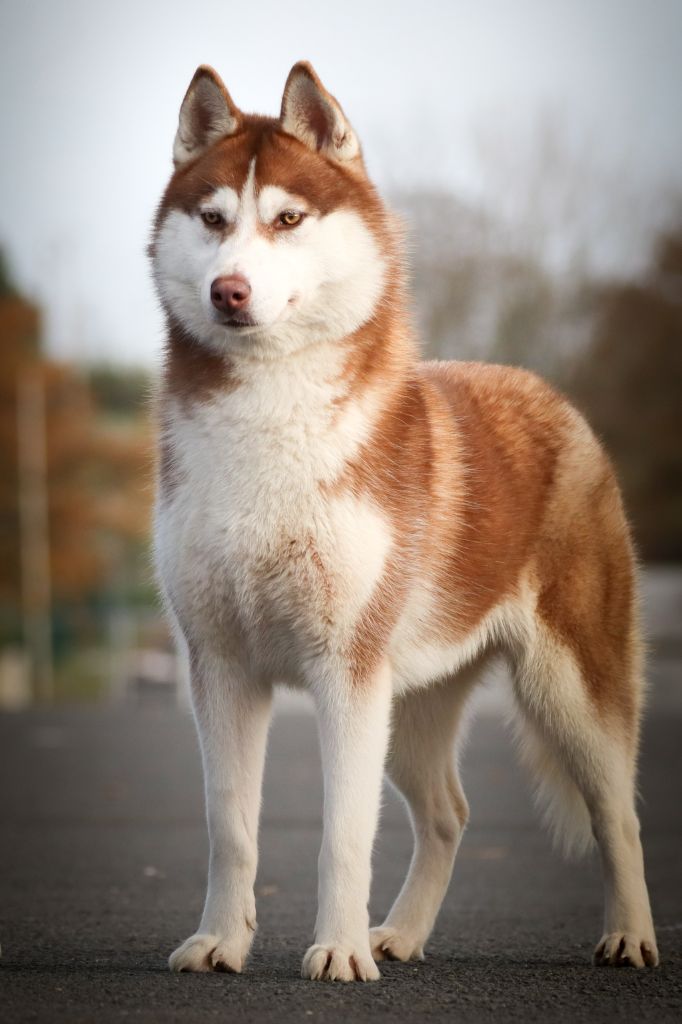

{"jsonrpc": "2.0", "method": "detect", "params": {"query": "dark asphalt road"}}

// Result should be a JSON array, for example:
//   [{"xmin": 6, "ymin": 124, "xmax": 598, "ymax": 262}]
[{"xmin": 1, "ymin": 655, "xmax": 681, "ymax": 1022}]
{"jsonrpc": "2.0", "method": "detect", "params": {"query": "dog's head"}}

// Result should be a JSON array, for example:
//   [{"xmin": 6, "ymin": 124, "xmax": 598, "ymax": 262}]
[{"xmin": 151, "ymin": 63, "xmax": 393, "ymax": 359}]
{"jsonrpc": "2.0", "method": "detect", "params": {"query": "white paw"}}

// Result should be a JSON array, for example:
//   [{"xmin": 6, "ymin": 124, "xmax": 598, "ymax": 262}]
[
  {"xmin": 301, "ymin": 942, "xmax": 381, "ymax": 982},
  {"xmin": 370, "ymin": 925, "xmax": 425, "ymax": 962},
  {"xmin": 594, "ymin": 931, "xmax": 659, "ymax": 968},
  {"xmin": 168, "ymin": 932, "xmax": 249, "ymax": 973}
]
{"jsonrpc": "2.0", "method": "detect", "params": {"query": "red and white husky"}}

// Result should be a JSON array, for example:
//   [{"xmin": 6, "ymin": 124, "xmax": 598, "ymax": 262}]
[{"xmin": 150, "ymin": 62, "xmax": 658, "ymax": 980}]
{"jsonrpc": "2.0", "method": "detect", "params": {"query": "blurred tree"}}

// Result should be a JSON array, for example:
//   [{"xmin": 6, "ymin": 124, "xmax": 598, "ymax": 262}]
[
  {"xmin": 395, "ymin": 189, "xmax": 593, "ymax": 379},
  {"xmin": 44, "ymin": 364, "xmax": 152, "ymax": 601},
  {"xmin": 568, "ymin": 226, "xmax": 682, "ymax": 560},
  {"xmin": 0, "ymin": 254, "xmax": 41, "ymax": 642},
  {"xmin": 0, "ymin": 251, "xmax": 153, "ymax": 653}
]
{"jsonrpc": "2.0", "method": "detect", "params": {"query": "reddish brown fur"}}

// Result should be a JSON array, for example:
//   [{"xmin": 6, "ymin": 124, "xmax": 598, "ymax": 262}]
[
  {"xmin": 153, "ymin": 78, "xmax": 642, "ymax": 736},
  {"xmin": 339, "ymin": 356, "xmax": 640, "ymax": 732},
  {"xmin": 155, "ymin": 67, "xmax": 659, "ymax": 979}
]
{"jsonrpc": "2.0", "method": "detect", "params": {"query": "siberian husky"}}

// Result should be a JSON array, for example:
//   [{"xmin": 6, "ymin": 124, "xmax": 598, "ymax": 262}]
[{"xmin": 149, "ymin": 62, "xmax": 659, "ymax": 980}]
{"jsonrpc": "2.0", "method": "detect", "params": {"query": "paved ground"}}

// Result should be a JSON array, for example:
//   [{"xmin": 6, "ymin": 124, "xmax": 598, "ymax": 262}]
[{"xmin": 1, "ymin": 577, "xmax": 681, "ymax": 1021}]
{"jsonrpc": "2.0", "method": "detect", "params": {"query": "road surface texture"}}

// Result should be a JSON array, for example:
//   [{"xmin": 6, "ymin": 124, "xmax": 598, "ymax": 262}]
[{"xmin": 1, "ymin": 573, "xmax": 681, "ymax": 1022}]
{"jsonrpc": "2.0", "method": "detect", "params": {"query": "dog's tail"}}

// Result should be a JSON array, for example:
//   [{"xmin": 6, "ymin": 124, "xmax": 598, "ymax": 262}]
[
  {"xmin": 510, "ymin": 712, "xmax": 595, "ymax": 859},
  {"xmin": 508, "ymin": 612, "xmax": 645, "ymax": 861}
]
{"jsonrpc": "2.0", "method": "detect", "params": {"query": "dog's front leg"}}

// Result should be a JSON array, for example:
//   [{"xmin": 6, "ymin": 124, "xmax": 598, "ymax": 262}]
[
  {"xmin": 302, "ymin": 660, "xmax": 392, "ymax": 982},
  {"xmin": 169, "ymin": 657, "xmax": 272, "ymax": 973}
]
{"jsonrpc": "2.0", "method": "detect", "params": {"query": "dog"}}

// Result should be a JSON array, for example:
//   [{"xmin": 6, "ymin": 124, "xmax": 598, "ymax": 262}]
[{"xmin": 149, "ymin": 61, "xmax": 659, "ymax": 980}]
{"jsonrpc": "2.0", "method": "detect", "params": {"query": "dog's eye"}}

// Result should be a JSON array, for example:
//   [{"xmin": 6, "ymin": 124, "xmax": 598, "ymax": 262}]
[
  {"xmin": 201, "ymin": 210, "xmax": 224, "ymax": 227},
  {"xmin": 278, "ymin": 210, "xmax": 303, "ymax": 227}
]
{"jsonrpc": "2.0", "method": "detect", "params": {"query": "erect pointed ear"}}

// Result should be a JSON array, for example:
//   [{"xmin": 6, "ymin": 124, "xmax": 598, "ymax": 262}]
[
  {"xmin": 280, "ymin": 62, "xmax": 360, "ymax": 163},
  {"xmin": 173, "ymin": 66, "xmax": 242, "ymax": 167}
]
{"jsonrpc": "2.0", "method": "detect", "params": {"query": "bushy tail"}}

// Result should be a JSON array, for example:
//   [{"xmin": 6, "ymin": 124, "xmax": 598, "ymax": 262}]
[{"xmin": 510, "ymin": 712, "xmax": 595, "ymax": 860}]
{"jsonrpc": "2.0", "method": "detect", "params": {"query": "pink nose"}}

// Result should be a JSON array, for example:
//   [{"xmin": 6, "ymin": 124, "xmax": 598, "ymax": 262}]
[{"xmin": 210, "ymin": 274, "xmax": 252, "ymax": 313}]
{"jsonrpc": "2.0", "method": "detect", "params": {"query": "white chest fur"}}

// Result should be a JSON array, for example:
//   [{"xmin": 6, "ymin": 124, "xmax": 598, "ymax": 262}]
[{"xmin": 154, "ymin": 346, "xmax": 392, "ymax": 683}]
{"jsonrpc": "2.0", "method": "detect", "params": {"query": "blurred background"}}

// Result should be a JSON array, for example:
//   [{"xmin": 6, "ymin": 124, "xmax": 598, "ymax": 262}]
[{"xmin": 0, "ymin": 0, "xmax": 680, "ymax": 707}]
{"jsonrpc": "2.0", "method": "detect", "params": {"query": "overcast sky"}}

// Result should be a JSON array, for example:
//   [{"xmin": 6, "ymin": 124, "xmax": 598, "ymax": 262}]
[{"xmin": 1, "ymin": 0, "xmax": 681, "ymax": 365}]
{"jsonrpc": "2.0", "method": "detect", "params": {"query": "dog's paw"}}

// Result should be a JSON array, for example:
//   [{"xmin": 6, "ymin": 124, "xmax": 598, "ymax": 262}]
[
  {"xmin": 369, "ymin": 925, "xmax": 425, "ymax": 962},
  {"xmin": 301, "ymin": 942, "xmax": 381, "ymax": 982},
  {"xmin": 168, "ymin": 933, "xmax": 247, "ymax": 973},
  {"xmin": 594, "ymin": 932, "xmax": 659, "ymax": 968}
]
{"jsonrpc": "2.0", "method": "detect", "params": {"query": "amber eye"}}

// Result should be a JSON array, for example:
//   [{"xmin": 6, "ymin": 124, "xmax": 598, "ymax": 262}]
[
  {"xmin": 201, "ymin": 210, "xmax": 224, "ymax": 227},
  {"xmin": 278, "ymin": 210, "xmax": 303, "ymax": 227}
]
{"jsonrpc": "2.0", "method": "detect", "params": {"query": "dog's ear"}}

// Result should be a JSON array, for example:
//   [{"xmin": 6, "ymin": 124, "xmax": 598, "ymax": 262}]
[
  {"xmin": 280, "ymin": 62, "xmax": 360, "ymax": 163},
  {"xmin": 173, "ymin": 66, "xmax": 242, "ymax": 167}
]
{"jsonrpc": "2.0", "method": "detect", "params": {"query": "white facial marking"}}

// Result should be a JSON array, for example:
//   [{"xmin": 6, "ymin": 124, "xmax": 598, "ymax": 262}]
[
  {"xmin": 237, "ymin": 158, "xmax": 258, "ymax": 234},
  {"xmin": 200, "ymin": 186, "xmax": 239, "ymax": 224},
  {"xmin": 152, "ymin": 159, "xmax": 386, "ymax": 358},
  {"xmin": 256, "ymin": 185, "xmax": 306, "ymax": 225}
]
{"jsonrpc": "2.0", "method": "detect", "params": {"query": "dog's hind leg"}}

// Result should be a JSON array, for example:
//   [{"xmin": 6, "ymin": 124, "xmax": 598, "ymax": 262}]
[
  {"xmin": 512, "ymin": 604, "xmax": 658, "ymax": 968},
  {"xmin": 370, "ymin": 670, "xmax": 478, "ymax": 962}
]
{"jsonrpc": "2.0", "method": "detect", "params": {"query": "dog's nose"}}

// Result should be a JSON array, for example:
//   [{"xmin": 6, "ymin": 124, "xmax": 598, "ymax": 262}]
[{"xmin": 210, "ymin": 274, "xmax": 252, "ymax": 313}]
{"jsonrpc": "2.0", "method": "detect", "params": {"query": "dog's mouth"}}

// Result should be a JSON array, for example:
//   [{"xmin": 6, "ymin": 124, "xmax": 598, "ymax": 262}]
[
  {"xmin": 218, "ymin": 315, "xmax": 258, "ymax": 329},
  {"xmin": 214, "ymin": 296, "xmax": 299, "ymax": 333}
]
